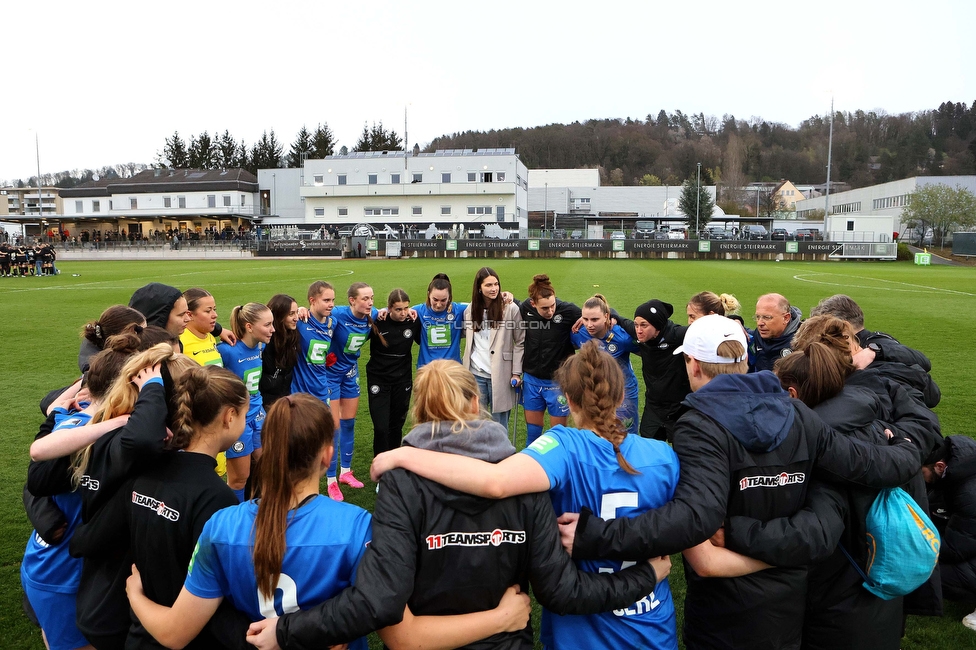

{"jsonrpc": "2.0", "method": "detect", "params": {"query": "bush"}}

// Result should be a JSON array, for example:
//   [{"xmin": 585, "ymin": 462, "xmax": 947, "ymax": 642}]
[{"xmin": 897, "ymin": 243, "xmax": 912, "ymax": 261}]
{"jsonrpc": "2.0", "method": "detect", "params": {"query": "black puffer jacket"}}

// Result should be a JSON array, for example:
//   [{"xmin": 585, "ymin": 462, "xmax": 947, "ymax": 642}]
[
  {"xmin": 518, "ymin": 298, "xmax": 580, "ymax": 380},
  {"xmin": 856, "ymin": 328, "xmax": 931, "ymax": 371},
  {"xmin": 931, "ymin": 436, "xmax": 976, "ymax": 596},
  {"xmin": 635, "ymin": 319, "xmax": 691, "ymax": 409},
  {"xmin": 276, "ymin": 420, "xmax": 660, "ymax": 650},
  {"xmin": 571, "ymin": 371, "xmax": 921, "ymax": 650}
]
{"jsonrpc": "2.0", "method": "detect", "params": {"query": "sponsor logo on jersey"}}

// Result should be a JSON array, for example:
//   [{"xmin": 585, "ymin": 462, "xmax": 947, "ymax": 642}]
[
  {"xmin": 403, "ymin": 329, "xmax": 413, "ymax": 338},
  {"xmin": 425, "ymin": 528, "xmax": 526, "ymax": 550},
  {"xmin": 552, "ymin": 314, "xmax": 563, "ymax": 323},
  {"xmin": 781, "ymin": 348, "xmax": 793, "ymax": 358},
  {"xmin": 607, "ymin": 343, "xmax": 618, "ymax": 353},
  {"xmin": 344, "ymin": 333, "xmax": 369, "ymax": 354},
  {"xmin": 739, "ymin": 472, "xmax": 805, "ymax": 491},
  {"xmin": 80, "ymin": 475, "xmax": 100, "ymax": 491},
  {"xmin": 446, "ymin": 313, "xmax": 455, "ymax": 321},
  {"xmin": 131, "ymin": 491, "xmax": 180, "ymax": 521},
  {"xmin": 308, "ymin": 339, "xmax": 331, "ymax": 363},
  {"xmin": 243, "ymin": 367, "xmax": 261, "ymax": 394},
  {"xmin": 427, "ymin": 324, "xmax": 452, "ymax": 347},
  {"xmin": 528, "ymin": 434, "xmax": 559, "ymax": 455},
  {"xmin": 238, "ymin": 354, "xmax": 261, "ymax": 363}
]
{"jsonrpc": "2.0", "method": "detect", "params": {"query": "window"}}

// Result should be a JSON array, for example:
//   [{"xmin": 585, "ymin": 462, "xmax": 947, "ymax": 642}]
[
  {"xmin": 178, "ymin": 196, "xmax": 186, "ymax": 209},
  {"xmin": 338, "ymin": 175, "xmax": 347, "ymax": 185},
  {"xmin": 364, "ymin": 207, "xmax": 400, "ymax": 216},
  {"xmin": 130, "ymin": 197, "xmax": 138, "ymax": 209},
  {"xmin": 241, "ymin": 194, "xmax": 246, "ymax": 206},
  {"xmin": 92, "ymin": 200, "xmax": 100, "ymax": 213},
  {"xmin": 163, "ymin": 197, "xmax": 172, "ymax": 208},
  {"xmin": 412, "ymin": 173, "xmax": 423, "ymax": 183},
  {"xmin": 847, "ymin": 220, "xmax": 855, "ymax": 231},
  {"xmin": 109, "ymin": 200, "xmax": 113, "ymax": 210},
  {"xmin": 314, "ymin": 208, "xmax": 325, "ymax": 216},
  {"xmin": 441, "ymin": 206, "xmax": 451, "ymax": 215},
  {"xmin": 368, "ymin": 174, "xmax": 378, "ymax": 184},
  {"xmin": 313, "ymin": 174, "xmax": 324, "ymax": 184},
  {"xmin": 391, "ymin": 173, "xmax": 400, "ymax": 184},
  {"xmin": 412, "ymin": 206, "xmax": 422, "ymax": 215},
  {"xmin": 207, "ymin": 195, "xmax": 216, "ymax": 208},
  {"xmin": 467, "ymin": 172, "xmax": 477, "ymax": 182},
  {"xmin": 75, "ymin": 200, "xmax": 83, "ymax": 213},
  {"xmin": 467, "ymin": 206, "xmax": 493, "ymax": 215},
  {"xmin": 481, "ymin": 172, "xmax": 493, "ymax": 183},
  {"xmin": 223, "ymin": 195, "xmax": 231, "ymax": 207},
  {"xmin": 441, "ymin": 172, "xmax": 451, "ymax": 183},
  {"xmin": 496, "ymin": 206, "xmax": 504, "ymax": 221},
  {"xmin": 497, "ymin": 172, "xmax": 506, "ymax": 182},
  {"xmin": 338, "ymin": 208, "xmax": 348, "ymax": 216}
]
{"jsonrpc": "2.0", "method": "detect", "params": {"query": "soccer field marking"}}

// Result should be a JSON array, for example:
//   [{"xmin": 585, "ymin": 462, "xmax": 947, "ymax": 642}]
[
  {"xmin": 0, "ymin": 268, "xmax": 355, "ymax": 295},
  {"xmin": 793, "ymin": 272, "xmax": 976, "ymax": 297}
]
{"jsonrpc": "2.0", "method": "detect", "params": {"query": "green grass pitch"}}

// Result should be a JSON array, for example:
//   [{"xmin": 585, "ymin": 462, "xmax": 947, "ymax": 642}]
[{"xmin": 2, "ymin": 257, "xmax": 975, "ymax": 649}]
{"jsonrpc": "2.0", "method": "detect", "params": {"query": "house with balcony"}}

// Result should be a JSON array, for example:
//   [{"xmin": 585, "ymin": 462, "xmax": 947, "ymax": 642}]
[{"xmin": 0, "ymin": 186, "xmax": 62, "ymax": 217}]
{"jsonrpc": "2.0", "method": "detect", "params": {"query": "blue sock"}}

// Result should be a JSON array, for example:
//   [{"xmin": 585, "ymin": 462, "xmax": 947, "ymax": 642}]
[
  {"xmin": 232, "ymin": 488, "xmax": 245, "ymax": 503},
  {"xmin": 328, "ymin": 439, "xmax": 340, "ymax": 477},
  {"xmin": 526, "ymin": 423, "xmax": 544, "ymax": 446},
  {"xmin": 340, "ymin": 419, "xmax": 356, "ymax": 470}
]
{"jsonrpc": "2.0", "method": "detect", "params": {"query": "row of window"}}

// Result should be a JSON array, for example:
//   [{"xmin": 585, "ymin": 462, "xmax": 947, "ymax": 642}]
[
  {"xmin": 74, "ymin": 195, "xmax": 247, "ymax": 212},
  {"xmin": 312, "ymin": 171, "xmax": 508, "ymax": 186},
  {"xmin": 830, "ymin": 202, "xmax": 861, "ymax": 214},
  {"xmin": 872, "ymin": 194, "xmax": 911, "ymax": 210},
  {"xmin": 312, "ymin": 205, "xmax": 505, "ymax": 217}
]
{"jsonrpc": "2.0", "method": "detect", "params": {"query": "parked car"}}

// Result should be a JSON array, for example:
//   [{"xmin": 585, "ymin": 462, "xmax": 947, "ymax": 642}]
[
  {"xmin": 667, "ymin": 229, "xmax": 686, "ymax": 240},
  {"xmin": 633, "ymin": 220, "xmax": 658, "ymax": 239},
  {"xmin": 704, "ymin": 226, "xmax": 729, "ymax": 240},
  {"xmin": 610, "ymin": 230, "xmax": 627, "ymax": 240},
  {"xmin": 570, "ymin": 230, "xmax": 584, "ymax": 239},
  {"xmin": 794, "ymin": 228, "xmax": 822, "ymax": 241},
  {"xmin": 771, "ymin": 228, "xmax": 790, "ymax": 241},
  {"xmin": 740, "ymin": 225, "xmax": 769, "ymax": 240}
]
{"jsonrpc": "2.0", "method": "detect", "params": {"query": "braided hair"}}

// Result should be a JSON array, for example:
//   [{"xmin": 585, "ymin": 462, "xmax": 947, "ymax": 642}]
[{"xmin": 167, "ymin": 365, "xmax": 248, "ymax": 450}]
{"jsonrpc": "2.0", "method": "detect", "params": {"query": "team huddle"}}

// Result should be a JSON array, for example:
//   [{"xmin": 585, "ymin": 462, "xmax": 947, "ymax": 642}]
[
  {"xmin": 22, "ymin": 268, "xmax": 952, "ymax": 650},
  {"xmin": 1, "ymin": 243, "xmax": 59, "ymax": 277}
]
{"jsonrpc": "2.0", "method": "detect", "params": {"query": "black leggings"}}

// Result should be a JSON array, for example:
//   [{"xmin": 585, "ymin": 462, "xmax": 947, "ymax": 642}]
[{"xmin": 368, "ymin": 380, "xmax": 412, "ymax": 457}]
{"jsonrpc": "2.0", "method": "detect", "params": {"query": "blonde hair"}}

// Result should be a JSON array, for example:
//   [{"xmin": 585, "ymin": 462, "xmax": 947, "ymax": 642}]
[
  {"xmin": 70, "ymin": 345, "xmax": 196, "ymax": 488},
  {"xmin": 696, "ymin": 340, "xmax": 749, "ymax": 378},
  {"xmin": 230, "ymin": 302, "xmax": 272, "ymax": 340},
  {"xmin": 688, "ymin": 291, "xmax": 741, "ymax": 317},
  {"xmin": 411, "ymin": 360, "xmax": 489, "ymax": 434},
  {"xmin": 168, "ymin": 365, "xmax": 249, "ymax": 450}
]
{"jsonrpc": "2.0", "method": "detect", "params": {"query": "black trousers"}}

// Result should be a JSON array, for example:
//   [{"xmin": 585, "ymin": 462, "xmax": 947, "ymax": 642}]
[{"xmin": 368, "ymin": 379, "xmax": 412, "ymax": 457}]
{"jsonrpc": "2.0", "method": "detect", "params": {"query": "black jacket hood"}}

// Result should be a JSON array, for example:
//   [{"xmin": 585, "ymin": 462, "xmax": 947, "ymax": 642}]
[
  {"xmin": 128, "ymin": 283, "xmax": 182, "ymax": 329},
  {"xmin": 684, "ymin": 371, "xmax": 795, "ymax": 453}
]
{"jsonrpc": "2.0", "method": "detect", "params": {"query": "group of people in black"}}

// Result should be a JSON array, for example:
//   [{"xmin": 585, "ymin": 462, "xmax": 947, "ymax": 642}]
[{"xmin": 0, "ymin": 242, "xmax": 58, "ymax": 276}]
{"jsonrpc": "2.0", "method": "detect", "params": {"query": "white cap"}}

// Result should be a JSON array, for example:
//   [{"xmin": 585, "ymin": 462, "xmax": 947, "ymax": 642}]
[{"xmin": 673, "ymin": 314, "xmax": 748, "ymax": 363}]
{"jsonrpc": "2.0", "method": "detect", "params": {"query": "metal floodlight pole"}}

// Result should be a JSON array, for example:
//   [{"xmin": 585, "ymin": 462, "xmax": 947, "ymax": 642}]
[
  {"xmin": 696, "ymin": 162, "xmax": 701, "ymax": 237},
  {"xmin": 825, "ymin": 96, "xmax": 834, "ymax": 218}
]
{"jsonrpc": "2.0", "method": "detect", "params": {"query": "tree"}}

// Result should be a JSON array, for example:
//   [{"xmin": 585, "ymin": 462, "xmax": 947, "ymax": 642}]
[
  {"xmin": 637, "ymin": 174, "xmax": 663, "ymax": 186},
  {"xmin": 287, "ymin": 125, "xmax": 313, "ymax": 167},
  {"xmin": 216, "ymin": 130, "xmax": 238, "ymax": 168},
  {"xmin": 608, "ymin": 168, "xmax": 624, "ymax": 186},
  {"xmin": 678, "ymin": 178, "xmax": 714, "ymax": 235},
  {"xmin": 188, "ymin": 131, "xmax": 215, "ymax": 169},
  {"xmin": 354, "ymin": 121, "xmax": 403, "ymax": 152},
  {"xmin": 310, "ymin": 123, "xmax": 336, "ymax": 159},
  {"xmin": 758, "ymin": 189, "xmax": 780, "ymax": 219},
  {"xmin": 249, "ymin": 130, "xmax": 283, "ymax": 173},
  {"xmin": 159, "ymin": 131, "xmax": 189, "ymax": 168},
  {"xmin": 900, "ymin": 184, "xmax": 976, "ymax": 247}
]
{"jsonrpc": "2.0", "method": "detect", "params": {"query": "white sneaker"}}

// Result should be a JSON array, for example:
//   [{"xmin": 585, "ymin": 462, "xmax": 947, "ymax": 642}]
[{"xmin": 962, "ymin": 609, "xmax": 976, "ymax": 631}]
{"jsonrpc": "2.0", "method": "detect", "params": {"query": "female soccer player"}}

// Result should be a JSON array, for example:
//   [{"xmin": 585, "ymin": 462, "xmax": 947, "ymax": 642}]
[
  {"xmin": 219, "ymin": 302, "xmax": 275, "ymax": 502},
  {"xmin": 462, "ymin": 267, "xmax": 524, "ymax": 429},
  {"xmin": 570, "ymin": 295, "xmax": 640, "ymax": 435},
  {"xmin": 290, "ymin": 281, "xmax": 335, "ymax": 409},
  {"xmin": 260, "ymin": 294, "xmax": 300, "ymax": 410},
  {"xmin": 413, "ymin": 273, "xmax": 466, "ymax": 367},
  {"xmin": 686, "ymin": 291, "xmax": 741, "ymax": 324},
  {"xmin": 78, "ymin": 305, "xmax": 146, "ymax": 372},
  {"xmin": 128, "ymin": 283, "xmax": 191, "ymax": 337},
  {"xmin": 126, "ymin": 393, "xmax": 373, "ymax": 650},
  {"xmin": 180, "ymin": 288, "xmax": 222, "ymax": 366},
  {"xmin": 325, "ymin": 282, "xmax": 379, "ymax": 501},
  {"xmin": 247, "ymin": 359, "xmax": 668, "ymax": 649},
  {"xmin": 366, "ymin": 289, "xmax": 419, "ymax": 457},
  {"xmin": 518, "ymin": 274, "xmax": 581, "ymax": 446}
]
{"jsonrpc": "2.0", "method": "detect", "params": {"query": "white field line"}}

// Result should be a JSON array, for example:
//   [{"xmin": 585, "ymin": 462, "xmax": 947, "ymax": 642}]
[{"xmin": 792, "ymin": 272, "xmax": 976, "ymax": 297}]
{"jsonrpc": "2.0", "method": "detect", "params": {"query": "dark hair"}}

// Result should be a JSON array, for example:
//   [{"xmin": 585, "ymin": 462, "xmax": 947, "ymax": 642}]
[
  {"xmin": 137, "ymin": 325, "xmax": 179, "ymax": 350},
  {"xmin": 810, "ymin": 294, "xmax": 865, "ymax": 330},
  {"xmin": 267, "ymin": 294, "xmax": 299, "ymax": 370},
  {"xmin": 183, "ymin": 287, "xmax": 213, "ymax": 313},
  {"xmin": 307, "ymin": 281, "xmax": 334, "ymax": 301},
  {"xmin": 168, "ymin": 365, "xmax": 248, "ymax": 450},
  {"xmin": 555, "ymin": 341, "xmax": 636, "ymax": 474},
  {"xmin": 82, "ymin": 305, "xmax": 145, "ymax": 349},
  {"xmin": 791, "ymin": 315, "xmax": 858, "ymax": 377},
  {"xmin": 387, "ymin": 288, "xmax": 409, "ymax": 310},
  {"xmin": 426, "ymin": 273, "xmax": 453, "ymax": 307},
  {"xmin": 470, "ymin": 267, "xmax": 504, "ymax": 331},
  {"xmin": 252, "ymin": 394, "xmax": 335, "ymax": 600},
  {"xmin": 86, "ymin": 331, "xmax": 143, "ymax": 399},
  {"xmin": 773, "ymin": 344, "xmax": 848, "ymax": 408},
  {"xmin": 528, "ymin": 274, "xmax": 555, "ymax": 303}
]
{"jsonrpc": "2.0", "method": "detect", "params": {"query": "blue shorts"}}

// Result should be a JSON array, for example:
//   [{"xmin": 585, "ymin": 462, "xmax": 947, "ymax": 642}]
[
  {"xmin": 22, "ymin": 584, "xmax": 88, "ymax": 650},
  {"xmin": 521, "ymin": 373, "xmax": 570, "ymax": 417},
  {"xmin": 330, "ymin": 366, "xmax": 361, "ymax": 400},
  {"xmin": 619, "ymin": 390, "xmax": 640, "ymax": 436},
  {"xmin": 226, "ymin": 408, "xmax": 264, "ymax": 459}
]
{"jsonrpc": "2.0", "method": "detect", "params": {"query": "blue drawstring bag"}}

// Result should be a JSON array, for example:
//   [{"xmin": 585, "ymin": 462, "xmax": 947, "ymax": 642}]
[{"xmin": 842, "ymin": 487, "xmax": 941, "ymax": 600}]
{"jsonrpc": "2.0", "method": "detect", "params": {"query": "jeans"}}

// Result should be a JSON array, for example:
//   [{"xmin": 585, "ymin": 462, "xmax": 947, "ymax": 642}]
[{"xmin": 474, "ymin": 374, "xmax": 511, "ymax": 430}]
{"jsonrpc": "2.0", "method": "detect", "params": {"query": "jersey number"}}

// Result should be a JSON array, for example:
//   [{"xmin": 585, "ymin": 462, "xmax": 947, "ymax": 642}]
[
  {"xmin": 257, "ymin": 572, "xmax": 300, "ymax": 618},
  {"xmin": 597, "ymin": 492, "xmax": 662, "ymax": 616}
]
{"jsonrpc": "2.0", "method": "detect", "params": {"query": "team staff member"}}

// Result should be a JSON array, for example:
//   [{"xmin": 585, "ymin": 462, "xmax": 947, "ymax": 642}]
[
  {"xmin": 366, "ymin": 289, "xmax": 419, "ymax": 458},
  {"xmin": 517, "ymin": 274, "xmax": 580, "ymax": 446},
  {"xmin": 752, "ymin": 293, "xmax": 802, "ymax": 372},
  {"xmin": 260, "ymin": 295, "xmax": 300, "ymax": 410},
  {"xmin": 413, "ymin": 273, "xmax": 466, "ymax": 367},
  {"xmin": 563, "ymin": 315, "xmax": 923, "ymax": 650},
  {"xmin": 290, "ymin": 281, "xmax": 335, "ymax": 407},
  {"xmin": 180, "ymin": 288, "xmax": 223, "ymax": 366},
  {"xmin": 630, "ymin": 300, "xmax": 691, "ymax": 442}
]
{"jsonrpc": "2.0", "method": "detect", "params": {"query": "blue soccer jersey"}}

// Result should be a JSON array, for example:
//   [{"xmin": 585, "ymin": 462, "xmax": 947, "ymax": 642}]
[
  {"xmin": 219, "ymin": 339, "xmax": 265, "ymax": 419},
  {"xmin": 328, "ymin": 306, "xmax": 377, "ymax": 375},
  {"xmin": 523, "ymin": 426, "xmax": 680, "ymax": 650},
  {"xmin": 570, "ymin": 325, "xmax": 640, "ymax": 397},
  {"xmin": 291, "ymin": 315, "xmax": 334, "ymax": 403},
  {"xmin": 184, "ymin": 496, "xmax": 371, "ymax": 650},
  {"xmin": 414, "ymin": 302, "xmax": 467, "ymax": 367}
]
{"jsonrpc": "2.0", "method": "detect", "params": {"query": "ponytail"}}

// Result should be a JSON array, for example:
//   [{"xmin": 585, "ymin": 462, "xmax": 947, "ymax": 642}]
[
  {"xmin": 231, "ymin": 302, "xmax": 271, "ymax": 341},
  {"xmin": 168, "ymin": 365, "xmax": 248, "ymax": 450}
]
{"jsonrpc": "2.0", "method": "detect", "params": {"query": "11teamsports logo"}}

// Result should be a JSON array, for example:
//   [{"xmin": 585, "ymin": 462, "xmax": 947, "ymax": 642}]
[
  {"xmin": 131, "ymin": 491, "xmax": 181, "ymax": 521},
  {"xmin": 426, "ymin": 529, "xmax": 526, "ymax": 550},
  {"xmin": 739, "ymin": 472, "xmax": 805, "ymax": 491}
]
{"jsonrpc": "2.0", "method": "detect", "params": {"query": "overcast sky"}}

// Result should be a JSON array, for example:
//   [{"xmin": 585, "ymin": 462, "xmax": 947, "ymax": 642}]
[{"xmin": 2, "ymin": 0, "xmax": 973, "ymax": 182}]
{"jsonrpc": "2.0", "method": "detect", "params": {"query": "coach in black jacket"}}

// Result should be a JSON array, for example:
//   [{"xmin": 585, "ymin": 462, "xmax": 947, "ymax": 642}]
[{"xmin": 566, "ymin": 315, "xmax": 921, "ymax": 650}]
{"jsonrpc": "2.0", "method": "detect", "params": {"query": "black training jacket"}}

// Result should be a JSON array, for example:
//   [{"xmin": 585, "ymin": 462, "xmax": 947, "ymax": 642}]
[
  {"xmin": 366, "ymin": 316, "xmax": 420, "ymax": 385},
  {"xmin": 857, "ymin": 328, "xmax": 931, "ymax": 371},
  {"xmin": 276, "ymin": 468, "xmax": 660, "ymax": 650},
  {"xmin": 260, "ymin": 336, "xmax": 295, "ymax": 409},
  {"xmin": 518, "ymin": 298, "xmax": 581, "ymax": 380},
  {"xmin": 634, "ymin": 319, "xmax": 691, "ymax": 408}
]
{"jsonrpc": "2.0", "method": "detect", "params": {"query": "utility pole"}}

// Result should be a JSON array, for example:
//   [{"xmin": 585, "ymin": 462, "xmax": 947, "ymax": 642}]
[{"xmin": 696, "ymin": 162, "xmax": 702, "ymax": 237}]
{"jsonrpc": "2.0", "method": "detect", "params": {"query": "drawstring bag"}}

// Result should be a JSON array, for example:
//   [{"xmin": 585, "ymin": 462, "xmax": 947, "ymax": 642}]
[{"xmin": 841, "ymin": 487, "xmax": 940, "ymax": 600}]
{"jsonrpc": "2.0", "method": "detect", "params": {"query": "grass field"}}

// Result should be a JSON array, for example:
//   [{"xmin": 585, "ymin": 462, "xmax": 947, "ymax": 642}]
[{"xmin": 2, "ymin": 257, "xmax": 975, "ymax": 649}]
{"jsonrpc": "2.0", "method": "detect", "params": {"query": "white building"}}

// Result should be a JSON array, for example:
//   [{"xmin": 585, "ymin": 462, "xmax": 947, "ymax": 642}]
[
  {"xmin": 796, "ymin": 175, "xmax": 976, "ymax": 232},
  {"xmin": 290, "ymin": 149, "xmax": 528, "ymax": 231}
]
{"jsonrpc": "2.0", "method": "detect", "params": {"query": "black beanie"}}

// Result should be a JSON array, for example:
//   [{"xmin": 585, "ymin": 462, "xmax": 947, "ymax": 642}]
[
  {"xmin": 634, "ymin": 299, "xmax": 672, "ymax": 332},
  {"xmin": 129, "ymin": 282, "xmax": 182, "ymax": 329}
]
